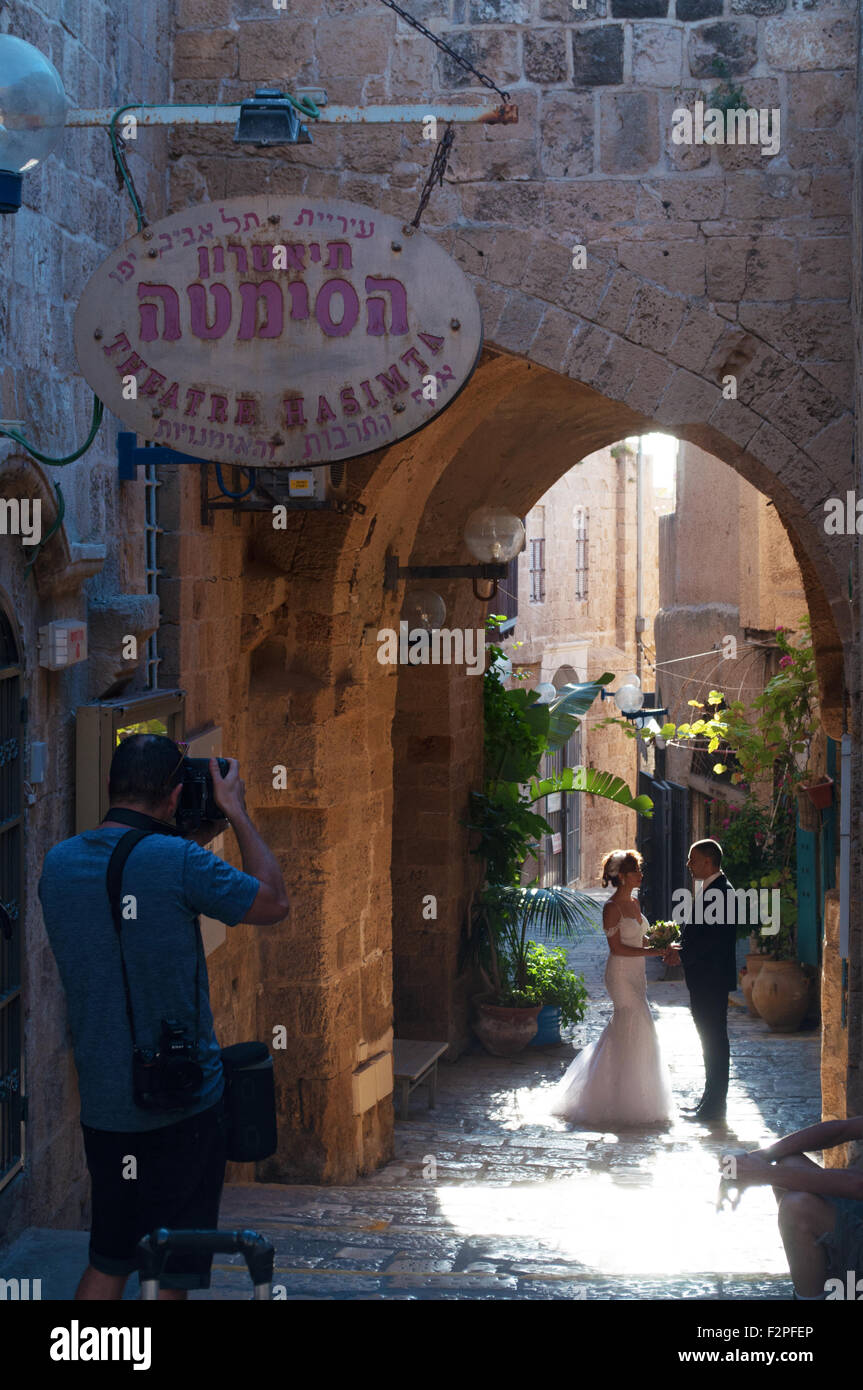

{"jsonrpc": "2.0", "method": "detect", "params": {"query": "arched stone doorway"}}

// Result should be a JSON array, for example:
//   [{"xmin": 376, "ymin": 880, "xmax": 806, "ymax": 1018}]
[
  {"xmin": 387, "ymin": 343, "xmax": 849, "ymax": 1062},
  {"xmin": 218, "ymin": 345, "xmax": 854, "ymax": 1184}
]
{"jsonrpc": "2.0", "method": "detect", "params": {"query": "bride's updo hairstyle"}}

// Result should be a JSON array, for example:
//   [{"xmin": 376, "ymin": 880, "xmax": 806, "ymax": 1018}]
[{"xmin": 601, "ymin": 849, "xmax": 644, "ymax": 887}]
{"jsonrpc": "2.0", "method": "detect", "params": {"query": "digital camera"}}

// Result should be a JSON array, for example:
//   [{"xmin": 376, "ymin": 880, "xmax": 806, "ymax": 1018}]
[
  {"xmin": 176, "ymin": 756, "xmax": 230, "ymax": 832},
  {"xmin": 132, "ymin": 1018, "xmax": 204, "ymax": 1111}
]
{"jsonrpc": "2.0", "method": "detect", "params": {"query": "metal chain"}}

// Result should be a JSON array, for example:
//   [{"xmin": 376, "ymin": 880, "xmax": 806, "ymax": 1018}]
[
  {"xmin": 377, "ymin": 0, "xmax": 511, "ymax": 103},
  {"xmin": 410, "ymin": 121, "xmax": 455, "ymax": 229}
]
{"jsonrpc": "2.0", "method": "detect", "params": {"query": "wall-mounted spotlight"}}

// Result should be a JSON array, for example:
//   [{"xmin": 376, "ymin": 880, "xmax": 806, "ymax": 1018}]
[
  {"xmin": 384, "ymin": 506, "xmax": 525, "ymax": 603},
  {"xmin": 0, "ymin": 36, "xmax": 68, "ymax": 213},
  {"xmin": 234, "ymin": 87, "xmax": 313, "ymax": 145}
]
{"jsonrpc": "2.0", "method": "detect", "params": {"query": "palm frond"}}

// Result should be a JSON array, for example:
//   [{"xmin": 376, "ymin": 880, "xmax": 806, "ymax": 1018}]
[{"xmin": 493, "ymin": 884, "xmax": 603, "ymax": 942}]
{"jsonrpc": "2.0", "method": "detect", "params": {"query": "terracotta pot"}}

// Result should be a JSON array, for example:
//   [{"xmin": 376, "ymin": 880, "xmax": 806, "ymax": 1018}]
[
  {"xmin": 742, "ymin": 952, "xmax": 768, "ymax": 1015},
  {"xmin": 751, "ymin": 960, "xmax": 809, "ymax": 1033},
  {"xmin": 801, "ymin": 777, "xmax": 834, "ymax": 810},
  {"xmin": 472, "ymin": 996, "xmax": 541, "ymax": 1056}
]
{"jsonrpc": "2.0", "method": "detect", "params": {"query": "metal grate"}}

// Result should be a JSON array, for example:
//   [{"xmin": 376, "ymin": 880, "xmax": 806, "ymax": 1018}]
[
  {"xmin": 529, "ymin": 538, "xmax": 545, "ymax": 604},
  {"xmin": 0, "ymin": 605, "xmax": 22, "ymax": 1191},
  {"xmin": 574, "ymin": 507, "xmax": 589, "ymax": 600}
]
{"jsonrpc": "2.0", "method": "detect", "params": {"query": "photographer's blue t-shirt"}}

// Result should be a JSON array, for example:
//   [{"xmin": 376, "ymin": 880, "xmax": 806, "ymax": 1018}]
[{"xmin": 38, "ymin": 827, "xmax": 259, "ymax": 1132}]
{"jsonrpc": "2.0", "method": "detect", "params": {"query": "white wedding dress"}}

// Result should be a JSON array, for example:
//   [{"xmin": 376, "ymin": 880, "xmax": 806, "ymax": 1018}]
[{"xmin": 548, "ymin": 907, "xmax": 675, "ymax": 1128}]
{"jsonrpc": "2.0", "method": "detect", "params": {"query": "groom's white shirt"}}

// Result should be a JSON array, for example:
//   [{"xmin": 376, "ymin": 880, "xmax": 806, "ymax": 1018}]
[{"xmin": 695, "ymin": 870, "xmax": 722, "ymax": 894}]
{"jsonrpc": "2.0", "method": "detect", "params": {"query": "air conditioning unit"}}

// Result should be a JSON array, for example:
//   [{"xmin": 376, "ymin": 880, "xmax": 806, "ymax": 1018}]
[{"xmin": 253, "ymin": 464, "xmax": 349, "ymax": 509}]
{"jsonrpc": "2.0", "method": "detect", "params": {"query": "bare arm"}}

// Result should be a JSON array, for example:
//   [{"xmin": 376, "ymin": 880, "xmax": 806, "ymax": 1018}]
[
  {"xmin": 211, "ymin": 759, "xmax": 289, "ymax": 925},
  {"xmin": 759, "ymin": 1116, "xmax": 863, "ymax": 1163}
]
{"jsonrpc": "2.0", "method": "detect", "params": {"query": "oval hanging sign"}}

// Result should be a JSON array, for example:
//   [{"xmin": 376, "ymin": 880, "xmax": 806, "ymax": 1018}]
[{"xmin": 74, "ymin": 194, "xmax": 482, "ymax": 468}]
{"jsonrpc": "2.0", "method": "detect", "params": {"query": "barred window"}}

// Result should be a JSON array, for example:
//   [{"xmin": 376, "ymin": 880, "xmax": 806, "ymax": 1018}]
[
  {"xmin": 574, "ymin": 506, "xmax": 588, "ymax": 600},
  {"xmin": 529, "ymin": 538, "xmax": 546, "ymax": 604}
]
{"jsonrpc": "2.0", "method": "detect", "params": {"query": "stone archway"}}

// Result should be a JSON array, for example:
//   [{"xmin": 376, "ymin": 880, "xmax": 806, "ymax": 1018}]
[
  {"xmin": 228, "ymin": 326, "xmax": 852, "ymax": 1181},
  {"xmin": 386, "ymin": 339, "xmax": 849, "ymax": 1058}
]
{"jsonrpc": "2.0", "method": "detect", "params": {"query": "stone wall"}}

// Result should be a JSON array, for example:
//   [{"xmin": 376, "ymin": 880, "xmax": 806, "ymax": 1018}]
[{"xmin": 0, "ymin": 0, "xmax": 173, "ymax": 1242}]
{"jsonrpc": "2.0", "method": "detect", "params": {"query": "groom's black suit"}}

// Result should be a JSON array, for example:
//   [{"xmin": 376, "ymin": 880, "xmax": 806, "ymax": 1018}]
[{"xmin": 678, "ymin": 872, "xmax": 738, "ymax": 1111}]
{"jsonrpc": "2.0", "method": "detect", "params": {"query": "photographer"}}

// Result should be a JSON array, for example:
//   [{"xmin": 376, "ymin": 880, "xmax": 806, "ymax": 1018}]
[{"xmin": 38, "ymin": 733, "xmax": 289, "ymax": 1301}]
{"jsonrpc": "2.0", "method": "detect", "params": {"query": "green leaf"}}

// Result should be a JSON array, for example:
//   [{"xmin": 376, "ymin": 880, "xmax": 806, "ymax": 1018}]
[
  {"xmin": 544, "ymin": 678, "xmax": 612, "ymax": 749},
  {"xmin": 661, "ymin": 723, "xmax": 676, "ymax": 739}
]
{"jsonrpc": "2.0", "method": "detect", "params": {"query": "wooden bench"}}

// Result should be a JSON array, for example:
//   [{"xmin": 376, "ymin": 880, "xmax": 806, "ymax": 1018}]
[{"xmin": 392, "ymin": 1040, "xmax": 448, "ymax": 1120}]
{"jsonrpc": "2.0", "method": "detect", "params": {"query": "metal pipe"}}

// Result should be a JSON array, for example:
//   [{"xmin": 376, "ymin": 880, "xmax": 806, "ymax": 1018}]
[
  {"xmin": 66, "ymin": 101, "xmax": 517, "ymax": 128},
  {"xmin": 839, "ymin": 731, "xmax": 851, "ymax": 959}
]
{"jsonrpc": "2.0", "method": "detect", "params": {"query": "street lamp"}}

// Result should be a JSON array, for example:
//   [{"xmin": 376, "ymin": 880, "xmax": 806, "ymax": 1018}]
[
  {"xmin": 463, "ymin": 506, "xmax": 525, "ymax": 565},
  {"xmin": 402, "ymin": 588, "xmax": 446, "ymax": 632},
  {"xmin": 614, "ymin": 684, "xmax": 644, "ymax": 715},
  {"xmin": 0, "ymin": 36, "xmax": 68, "ymax": 214},
  {"xmin": 384, "ymin": 507, "xmax": 524, "ymax": 602}
]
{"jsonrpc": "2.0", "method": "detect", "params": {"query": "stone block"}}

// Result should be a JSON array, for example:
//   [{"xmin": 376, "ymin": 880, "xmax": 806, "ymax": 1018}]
[
  {"xmin": 565, "ymin": 322, "xmax": 614, "ymax": 382},
  {"xmin": 625, "ymin": 284, "xmax": 685, "ymax": 352},
  {"xmin": 667, "ymin": 306, "xmax": 728, "ymax": 371},
  {"xmin": 177, "ymin": 0, "xmax": 235, "ymax": 25},
  {"xmin": 436, "ymin": 30, "xmax": 521, "ymax": 90},
  {"xmin": 315, "ymin": 15, "xmax": 394, "ymax": 76},
  {"xmin": 174, "ymin": 29, "xmax": 237, "ymax": 81},
  {"xmin": 596, "ymin": 267, "xmax": 640, "ymax": 334},
  {"xmin": 676, "ymin": 0, "xmax": 722, "ymax": 17},
  {"xmin": 640, "ymin": 172, "xmax": 724, "ymax": 224},
  {"xmin": 600, "ymin": 91, "xmax": 660, "ymax": 174},
  {"xmin": 524, "ymin": 30, "xmax": 569, "ymax": 84},
  {"xmin": 632, "ymin": 22, "xmax": 684, "ymax": 85},
  {"xmin": 656, "ymin": 367, "xmax": 721, "ymax": 426},
  {"xmin": 494, "ymin": 293, "xmax": 546, "ymax": 354},
  {"xmin": 618, "ymin": 239, "xmax": 705, "ymax": 296},
  {"xmin": 540, "ymin": 0, "xmax": 606, "ymax": 17},
  {"xmin": 544, "ymin": 180, "xmax": 639, "ymax": 239},
  {"xmin": 595, "ymin": 337, "xmax": 674, "ymax": 414},
  {"xmin": 687, "ymin": 21, "xmax": 757, "ymax": 77},
  {"xmin": 707, "ymin": 394, "xmax": 762, "ymax": 448},
  {"xmin": 731, "ymin": 0, "xmax": 785, "ymax": 13},
  {"xmin": 522, "ymin": 237, "xmax": 610, "ymax": 318},
  {"xmin": 739, "ymin": 301, "xmax": 851, "ymax": 365},
  {"xmin": 611, "ymin": 0, "xmax": 667, "ymax": 14},
  {"xmin": 530, "ymin": 308, "xmax": 578, "ymax": 371},
  {"xmin": 571, "ymin": 26, "xmax": 623, "ymax": 86},
  {"xmin": 787, "ymin": 72, "xmax": 852, "ymax": 130},
  {"xmin": 539, "ymin": 93, "xmax": 594, "ymax": 178},
  {"xmin": 465, "ymin": 0, "xmax": 531, "ymax": 19},
  {"xmin": 797, "ymin": 237, "xmax": 850, "ymax": 300},
  {"xmin": 763, "ymin": 15, "xmax": 856, "ymax": 71}
]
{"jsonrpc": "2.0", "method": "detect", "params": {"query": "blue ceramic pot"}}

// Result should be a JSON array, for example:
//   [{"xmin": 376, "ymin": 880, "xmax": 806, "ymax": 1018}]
[{"xmin": 529, "ymin": 1004, "xmax": 562, "ymax": 1046}]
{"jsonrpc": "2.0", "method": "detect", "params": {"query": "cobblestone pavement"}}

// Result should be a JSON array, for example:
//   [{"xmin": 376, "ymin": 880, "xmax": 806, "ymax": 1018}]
[{"xmin": 208, "ymin": 914, "xmax": 821, "ymax": 1300}]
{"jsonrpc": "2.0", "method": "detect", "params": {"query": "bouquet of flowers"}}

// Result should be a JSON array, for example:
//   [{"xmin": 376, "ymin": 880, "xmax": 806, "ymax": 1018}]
[{"xmin": 645, "ymin": 920, "xmax": 680, "ymax": 951}]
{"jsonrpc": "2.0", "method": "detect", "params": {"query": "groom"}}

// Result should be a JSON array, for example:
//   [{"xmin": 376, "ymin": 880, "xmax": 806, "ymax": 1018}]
[{"xmin": 668, "ymin": 839, "xmax": 738, "ymax": 1122}]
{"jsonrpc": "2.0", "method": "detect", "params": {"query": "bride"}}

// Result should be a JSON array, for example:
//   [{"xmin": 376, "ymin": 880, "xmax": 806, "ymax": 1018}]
[{"xmin": 548, "ymin": 849, "xmax": 676, "ymax": 1128}]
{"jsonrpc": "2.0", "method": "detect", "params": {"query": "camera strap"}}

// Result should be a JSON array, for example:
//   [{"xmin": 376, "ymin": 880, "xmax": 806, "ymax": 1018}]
[{"xmin": 105, "ymin": 827, "xmax": 202, "ymax": 1058}]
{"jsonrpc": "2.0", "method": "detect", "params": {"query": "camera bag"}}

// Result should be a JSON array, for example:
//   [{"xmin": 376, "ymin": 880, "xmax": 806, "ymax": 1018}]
[{"xmin": 219, "ymin": 1041, "xmax": 277, "ymax": 1162}]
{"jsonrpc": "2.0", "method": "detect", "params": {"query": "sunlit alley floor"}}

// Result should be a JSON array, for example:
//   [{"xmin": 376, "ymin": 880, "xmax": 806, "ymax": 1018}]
[
  {"xmin": 2, "ymin": 919, "xmax": 820, "ymax": 1299},
  {"xmin": 208, "ymin": 924, "xmax": 819, "ymax": 1300}
]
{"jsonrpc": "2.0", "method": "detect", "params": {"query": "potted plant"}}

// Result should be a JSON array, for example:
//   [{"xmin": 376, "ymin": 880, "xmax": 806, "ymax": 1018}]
[
  {"xmin": 799, "ymin": 776, "xmax": 834, "ymax": 811},
  {"xmin": 469, "ymin": 883, "xmax": 597, "ymax": 1056},
  {"xmin": 522, "ymin": 941, "xmax": 589, "ymax": 1046}
]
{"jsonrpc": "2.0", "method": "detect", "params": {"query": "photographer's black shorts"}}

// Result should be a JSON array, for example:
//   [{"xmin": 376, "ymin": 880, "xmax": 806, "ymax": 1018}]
[{"xmin": 81, "ymin": 1098, "xmax": 227, "ymax": 1289}]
